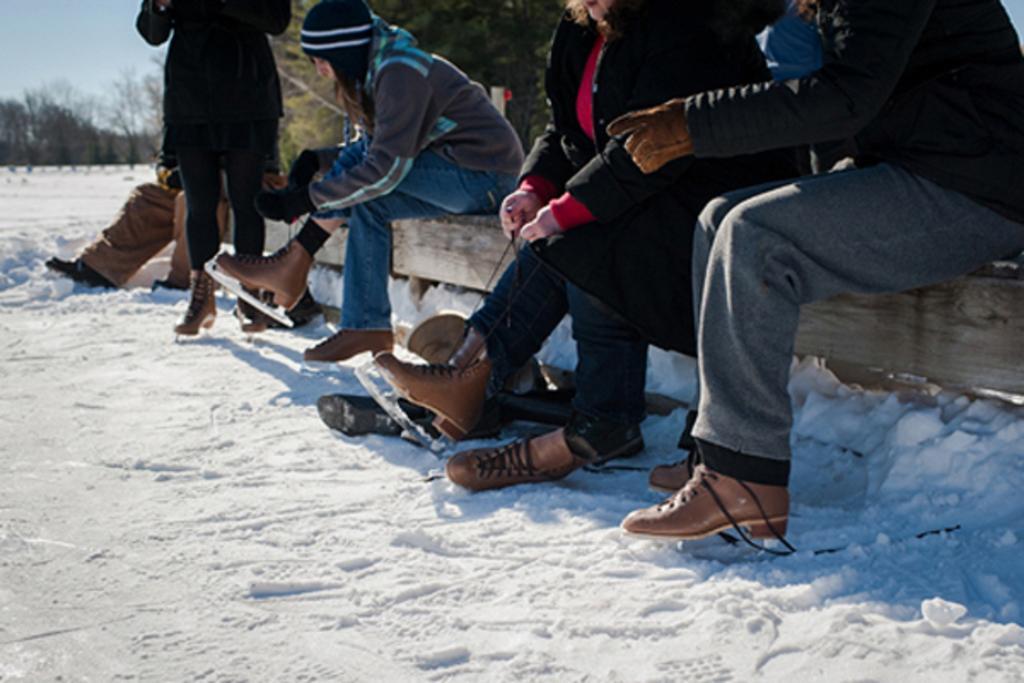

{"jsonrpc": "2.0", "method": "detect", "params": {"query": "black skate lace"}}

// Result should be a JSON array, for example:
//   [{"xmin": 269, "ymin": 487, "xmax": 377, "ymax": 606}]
[
  {"xmin": 407, "ymin": 362, "xmax": 473, "ymax": 378},
  {"xmin": 186, "ymin": 275, "xmax": 213, "ymax": 316},
  {"xmin": 232, "ymin": 246, "xmax": 288, "ymax": 266},
  {"xmin": 475, "ymin": 440, "xmax": 536, "ymax": 479},
  {"xmin": 426, "ymin": 362, "xmax": 465, "ymax": 377}
]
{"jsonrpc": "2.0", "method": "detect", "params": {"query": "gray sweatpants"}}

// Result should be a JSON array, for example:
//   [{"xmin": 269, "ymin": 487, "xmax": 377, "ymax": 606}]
[{"xmin": 691, "ymin": 162, "xmax": 1024, "ymax": 462}]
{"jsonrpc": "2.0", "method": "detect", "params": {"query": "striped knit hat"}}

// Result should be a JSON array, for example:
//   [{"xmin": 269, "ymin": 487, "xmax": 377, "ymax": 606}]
[{"xmin": 301, "ymin": 0, "xmax": 373, "ymax": 81}]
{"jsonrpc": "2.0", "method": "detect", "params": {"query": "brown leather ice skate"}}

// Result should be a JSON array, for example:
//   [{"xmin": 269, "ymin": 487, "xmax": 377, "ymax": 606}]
[
  {"xmin": 446, "ymin": 428, "xmax": 584, "ymax": 491},
  {"xmin": 405, "ymin": 312, "xmax": 468, "ymax": 364},
  {"xmin": 622, "ymin": 465, "xmax": 789, "ymax": 541},
  {"xmin": 174, "ymin": 270, "xmax": 216, "ymax": 336},
  {"xmin": 303, "ymin": 328, "xmax": 394, "ymax": 362},
  {"xmin": 373, "ymin": 327, "xmax": 490, "ymax": 440},
  {"xmin": 214, "ymin": 240, "xmax": 312, "ymax": 311}
]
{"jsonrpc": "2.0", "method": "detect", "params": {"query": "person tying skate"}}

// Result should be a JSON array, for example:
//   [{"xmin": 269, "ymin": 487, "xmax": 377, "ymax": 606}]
[
  {"xmin": 373, "ymin": 0, "xmax": 798, "ymax": 491},
  {"xmin": 214, "ymin": 0, "xmax": 523, "ymax": 363},
  {"xmin": 607, "ymin": 0, "xmax": 1024, "ymax": 546}
]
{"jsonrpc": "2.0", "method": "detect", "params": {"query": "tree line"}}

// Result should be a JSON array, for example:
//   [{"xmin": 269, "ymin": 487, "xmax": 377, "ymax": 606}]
[{"xmin": 0, "ymin": 71, "xmax": 161, "ymax": 167}]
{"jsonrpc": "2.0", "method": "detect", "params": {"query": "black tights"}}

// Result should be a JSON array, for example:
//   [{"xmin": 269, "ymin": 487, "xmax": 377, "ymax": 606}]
[{"xmin": 178, "ymin": 147, "xmax": 266, "ymax": 270}]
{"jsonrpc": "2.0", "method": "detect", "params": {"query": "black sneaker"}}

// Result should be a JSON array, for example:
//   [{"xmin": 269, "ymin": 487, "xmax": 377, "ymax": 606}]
[
  {"xmin": 45, "ymin": 257, "xmax": 115, "ymax": 288},
  {"xmin": 280, "ymin": 289, "xmax": 320, "ymax": 328},
  {"xmin": 563, "ymin": 411, "xmax": 644, "ymax": 465}
]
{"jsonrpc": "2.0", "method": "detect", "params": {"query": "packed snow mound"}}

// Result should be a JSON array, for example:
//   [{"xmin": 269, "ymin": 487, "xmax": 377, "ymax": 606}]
[{"xmin": 1, "ymin": 166, "xmax": 1023, "ymax": 681}]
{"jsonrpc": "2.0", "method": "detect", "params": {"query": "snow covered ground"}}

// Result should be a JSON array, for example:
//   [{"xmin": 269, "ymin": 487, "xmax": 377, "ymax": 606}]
[{"xmin": 2, "ymin": 166, "xmax": 1023, "ymax": 682}]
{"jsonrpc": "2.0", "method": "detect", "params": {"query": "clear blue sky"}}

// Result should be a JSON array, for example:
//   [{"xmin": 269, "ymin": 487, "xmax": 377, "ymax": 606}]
[{"xmin": 1, "ymin": 0, "xmax": 1024, "ymax": 101}]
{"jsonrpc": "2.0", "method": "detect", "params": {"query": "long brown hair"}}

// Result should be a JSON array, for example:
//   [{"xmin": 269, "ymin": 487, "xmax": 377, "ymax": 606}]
[
  {"xmin": 795, "ymin": 0, "xmax": 818, "ymax": 20},
  {"xmin": 566, "ymin": 0, "xmax": 647, "ymax": 41},
  {"xmin": 332, "ymin": 69, "xmax": 375, "ymax": 135}
]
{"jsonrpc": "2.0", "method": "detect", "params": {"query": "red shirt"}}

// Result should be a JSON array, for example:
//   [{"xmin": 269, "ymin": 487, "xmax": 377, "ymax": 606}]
[{"xmin": 521, "ymin": 35, "xmax": 603, "ymax": 232}]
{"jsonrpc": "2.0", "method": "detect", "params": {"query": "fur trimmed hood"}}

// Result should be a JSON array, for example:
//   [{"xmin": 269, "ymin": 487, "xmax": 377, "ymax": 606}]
[{"xmin": 709, "ymin": 0, "xmax": 787, "ymax": 42}]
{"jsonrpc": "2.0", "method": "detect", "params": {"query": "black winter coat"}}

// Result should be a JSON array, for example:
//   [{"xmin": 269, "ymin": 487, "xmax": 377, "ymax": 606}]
[
  {"xmin": 136, "ymin": 0, "xmax": 290, "ymax": 125},
  {"xmin": 685, "ymin": 0, "xmax": 1024, "ymax": 224},
  {"xmin": 530, "ymin": 0, "xmax": 796, "ymax": 356}
]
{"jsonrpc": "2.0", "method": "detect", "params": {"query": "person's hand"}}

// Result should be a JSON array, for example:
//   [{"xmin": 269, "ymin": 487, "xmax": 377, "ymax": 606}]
[
  {"xmin": 606, "ymin": 97, "xmax": 694, "ymax": 174},
  {"xmin": 500, "ymin": 190, "xmax": 543, "ymax": 240},
  {"xmin": 255, "ymin": 186, "xmax": 316, "ymax": 223},
  {"xmin": 288, "ymin": 149, "xmax": 321, "ymax": 188},
  {"xmin": 519, "ymin": 206, "xmax": 562, "ymax": 242}
]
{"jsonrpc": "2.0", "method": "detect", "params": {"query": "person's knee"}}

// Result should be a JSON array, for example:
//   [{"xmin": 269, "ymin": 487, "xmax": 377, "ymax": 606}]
[
  {"xmin": 349, "ymin": 200, "xmax": 391, "ymax": 228},
  {"xmin": 714, "ymin": 205, "xmax": 807, "ymax": 301},
  {"xmin": 567, "ymin": 286, "xmax": 630, "ymax": 341},
  {"xmin": 698, "ymin": 191, "xmax": 749, "ymax": 241}
]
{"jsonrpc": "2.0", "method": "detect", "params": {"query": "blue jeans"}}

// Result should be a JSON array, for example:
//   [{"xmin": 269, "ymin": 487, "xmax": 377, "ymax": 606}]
[
  {"xmin": 469, "ymin": 245, "xmax": 648, "ymax": 426},
  {"xmin": 315, "ymin": 139, "xmax": 517, "ymax": 329}
]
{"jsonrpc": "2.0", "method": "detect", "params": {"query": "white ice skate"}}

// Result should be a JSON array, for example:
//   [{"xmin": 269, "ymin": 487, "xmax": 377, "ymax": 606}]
[
  {"xmin": 204, "ymin": 260, "xmax": 293, "ymax": 328},
  {"xmin": 355, "ymin": 359, "xmax": 447, "ymax": 454}
]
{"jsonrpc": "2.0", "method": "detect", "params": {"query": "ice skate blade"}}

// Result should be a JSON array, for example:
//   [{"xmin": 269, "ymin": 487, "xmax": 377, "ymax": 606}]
[
  {"xmin": 204, "ymin": 260, "xmax": 293, "ymax": 328},
  {"xmin": 355, "ymin": 360, "xmax": 447, "ymax": 454},
  {"xmin": 621, "ymin": 518, "xmax": 785, "ymax": 543},
  {"xmin": 621, "ymin": 525, "xmax": 787, "ymax": 560},
  {"xmin": 374, "ymin": 360, "xmax": 472, "ymax": 443}
]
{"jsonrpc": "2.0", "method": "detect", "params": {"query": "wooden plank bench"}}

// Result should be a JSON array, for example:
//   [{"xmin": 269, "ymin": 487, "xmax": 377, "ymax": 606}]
[{"xmin": 268, "ymin": 215, "xmax": 1024, "ymax": 396}]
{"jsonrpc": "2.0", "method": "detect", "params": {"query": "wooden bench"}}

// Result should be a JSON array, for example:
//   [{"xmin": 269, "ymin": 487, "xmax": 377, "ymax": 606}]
[{"xmin": 268, "ymin": 216, "xmax": 1024, "ymax": 397}]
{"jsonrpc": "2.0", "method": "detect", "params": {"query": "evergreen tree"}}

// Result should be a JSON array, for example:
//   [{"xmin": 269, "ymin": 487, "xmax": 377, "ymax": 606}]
[{"xmin": 270, "ymin": 0, "xmax": 564, "ymax": 168}]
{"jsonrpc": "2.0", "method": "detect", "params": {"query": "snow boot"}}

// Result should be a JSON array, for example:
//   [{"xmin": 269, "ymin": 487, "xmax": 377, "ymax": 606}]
[
  {"xmin": 445, "ymin": 428, "xmax": 583, "ymax": 491},
  {"xmin": 174, "ymin": 270, "xmax": 216, "ymax": 336},
  {"xmin": 563, "ymin": 411, "xmax": 644, "ymax": 466},
  {"xmin": 622, "ymin": 464, "xmax": 789, "ymax": 541},
  {"xmin": 445, "ymin": 410, "xmax": 644, "ymax": 491},
  {"xmin": 374, "ymin": 327, "xmax": 490, "ymax": 440},
  {"xmin": 303, "ymin": 329, "xmax": 394, "ymax": 362},
  {"xmin": 213, "ymin": 240, "xmax": 312, "ymax": 311}
]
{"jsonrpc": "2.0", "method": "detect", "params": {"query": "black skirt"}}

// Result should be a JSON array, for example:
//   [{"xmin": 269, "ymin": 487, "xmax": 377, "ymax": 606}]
[{"xmin": 166, "ymin": 119, "xmax": 278, "ymax": 156}]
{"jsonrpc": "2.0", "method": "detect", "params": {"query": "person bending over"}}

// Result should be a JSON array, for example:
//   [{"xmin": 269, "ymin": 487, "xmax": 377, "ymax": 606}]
[
  {"xmin": 608, "ymin": 0, "xmax": 1024, "ymax": 543},
  {"xmin": 214, "ymin": 0, "xmax": 523, "ymax": 363}
]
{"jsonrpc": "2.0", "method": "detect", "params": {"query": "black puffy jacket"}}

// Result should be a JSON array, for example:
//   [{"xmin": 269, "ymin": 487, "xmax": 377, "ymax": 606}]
[
  {"xmin": 136, "ymin": 0, "xmax": 290, "ymax": 125},
  {"xmin": 530, "ymin": 0, "xmax": 796, "ymax": 356},
  {"xmin": 685, "ymin": 0, "xmax": 1024, "ymax": 224}
]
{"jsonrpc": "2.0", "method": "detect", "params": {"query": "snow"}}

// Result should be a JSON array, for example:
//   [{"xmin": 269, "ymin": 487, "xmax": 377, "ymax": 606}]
[{"xmin": 2, "ymin": 166, "xmax": 1023, "ymax": 682}]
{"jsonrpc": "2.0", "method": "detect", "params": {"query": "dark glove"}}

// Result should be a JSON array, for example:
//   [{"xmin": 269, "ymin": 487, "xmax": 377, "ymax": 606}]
[
  {"xmin": 255, "ymin": 186, "xmax": 316, "ymax": 223},
  {"xmin": 606, "ymin": 97, "xmax": 693, "ymax": 174},
  {"xmin": 288, "ymin": 149, "xmax": 321, "ymax": 188}
]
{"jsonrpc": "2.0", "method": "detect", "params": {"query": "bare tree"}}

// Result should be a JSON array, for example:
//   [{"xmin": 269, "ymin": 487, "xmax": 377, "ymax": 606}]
[{"xmin": 107, "ymin": 69, "xmax": 157, "ymax": 167}]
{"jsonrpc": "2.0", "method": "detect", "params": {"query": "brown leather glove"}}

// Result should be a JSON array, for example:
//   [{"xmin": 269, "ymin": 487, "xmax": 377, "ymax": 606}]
[{"xmin": 606, "ymin": 97, "xmax": 694, "ymax": 174}]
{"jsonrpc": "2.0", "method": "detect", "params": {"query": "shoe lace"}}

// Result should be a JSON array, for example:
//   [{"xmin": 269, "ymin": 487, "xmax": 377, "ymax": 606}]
[
  {"xmin": 475, "ymin": 440, "xmax": 536, "ymax": 480},
  {"xmin": 186, "ymin": 275, "xmax": 213, "ymax": 316},
  {"xmin": 401, "ymin": 362, "xmax": 468, "ymax": 379},
  {"xmin": 232, "ymin": 246, "xmax": 288, "ymax": 266},
  {"xmin": 657, "ymin": 465, "xmax": 798, "ymax": 557}
]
